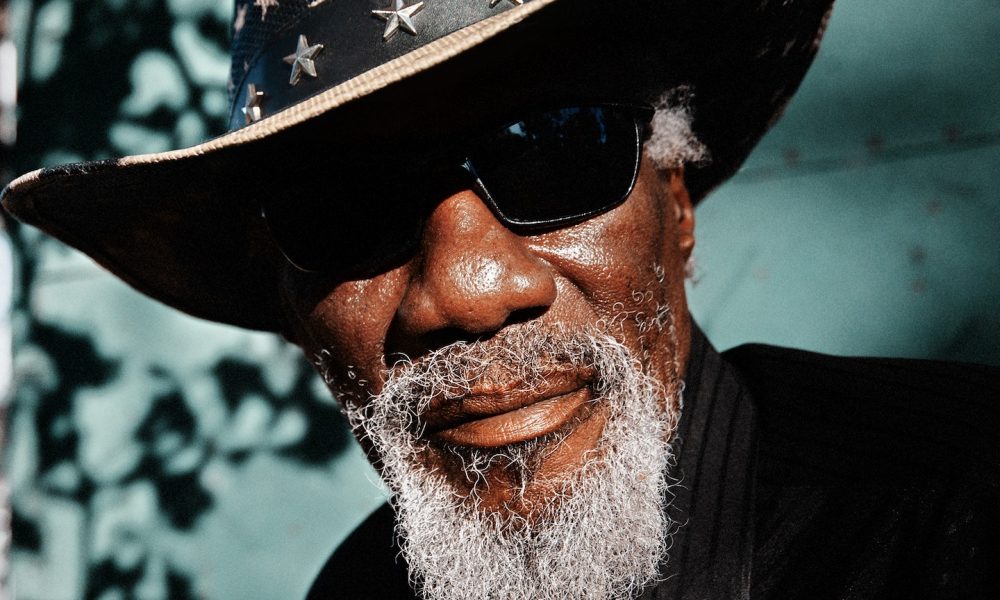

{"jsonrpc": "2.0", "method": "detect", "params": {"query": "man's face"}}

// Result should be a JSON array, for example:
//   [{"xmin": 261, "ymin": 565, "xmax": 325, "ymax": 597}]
[
  {"xmin": 276, "ymin": 156, "xmax": 695, "ymax": 513},
  {"xmin": 273, "ymin": 138, "xmax": 698, "ymax": 596}
]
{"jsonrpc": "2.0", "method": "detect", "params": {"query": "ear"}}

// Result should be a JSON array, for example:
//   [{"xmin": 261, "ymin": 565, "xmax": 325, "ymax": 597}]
[{"xmin": 669, "ymin": 167, "xmax": 695, "ymax": 259}]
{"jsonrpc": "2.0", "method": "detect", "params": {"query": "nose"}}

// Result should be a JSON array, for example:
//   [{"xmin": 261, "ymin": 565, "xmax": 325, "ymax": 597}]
[{"xmin": 393, "ymin": 190, "xmax": 557, "ymax": 346}]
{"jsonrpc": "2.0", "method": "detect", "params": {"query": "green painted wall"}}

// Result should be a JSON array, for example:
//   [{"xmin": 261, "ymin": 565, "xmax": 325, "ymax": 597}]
[{"xmin": 691, "ymin": 0, "xmax": 1000, "ymax": 365}]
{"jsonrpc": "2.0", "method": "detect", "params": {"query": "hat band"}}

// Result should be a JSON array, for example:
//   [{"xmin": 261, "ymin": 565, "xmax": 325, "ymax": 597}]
[{"xmin": 229, "ymin": 0, "xmax": 530, "ymax": 131}]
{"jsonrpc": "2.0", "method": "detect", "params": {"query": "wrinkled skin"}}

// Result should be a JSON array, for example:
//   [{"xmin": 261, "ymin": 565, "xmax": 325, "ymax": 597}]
[{"xmin": 275, "ymin": 157, "xmax": 696, "ymax": 517}]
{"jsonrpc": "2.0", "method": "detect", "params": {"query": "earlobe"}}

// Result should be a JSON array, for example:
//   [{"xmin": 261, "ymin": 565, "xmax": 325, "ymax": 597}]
[{"xmin": 670, "ymin": 168, "xmax": 696, "ymax": 259}]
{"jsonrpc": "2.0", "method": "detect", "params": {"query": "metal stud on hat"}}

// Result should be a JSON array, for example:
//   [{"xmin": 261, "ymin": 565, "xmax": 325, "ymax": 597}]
[
  {"xmin": 372, "ymin": 0, "xmax": 425, "ymax": 40},
  {"xmin": 283, "ymin": 34, "xmax": 324, "ymax": 86},
  {"xmin": 242, "ymin": 84, "xmax": 266, "ymax": 123}
]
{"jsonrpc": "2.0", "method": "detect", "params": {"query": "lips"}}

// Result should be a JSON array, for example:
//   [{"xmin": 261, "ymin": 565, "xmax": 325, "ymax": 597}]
[{"xmin": 422, "ymin": 367, "xmax": 597, "ymax": 448}]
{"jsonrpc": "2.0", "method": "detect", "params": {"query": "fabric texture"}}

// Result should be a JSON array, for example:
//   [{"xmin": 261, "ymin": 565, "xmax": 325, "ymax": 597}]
[{"xmin": 307, "ymin": 324, "xmax": 1000, "ymax": 599}]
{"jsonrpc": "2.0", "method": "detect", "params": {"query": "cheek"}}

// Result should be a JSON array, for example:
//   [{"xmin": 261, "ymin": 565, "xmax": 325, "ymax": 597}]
[
  {"xmin": 535, "ymin": 171, "xmax": 676, "ymax": 317},
  {"xmin": 528, "ymin": 170, "xmax": 687, "ymax": 378},
  {"xmin": 282, "ymin": 268, "xmax": 408, "ymax": 399}
]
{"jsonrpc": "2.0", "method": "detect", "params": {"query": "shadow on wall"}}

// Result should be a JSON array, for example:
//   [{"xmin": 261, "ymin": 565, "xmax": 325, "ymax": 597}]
[
  {"xmin": 9, "ymin": 319, "xmax": 352, "ymax": 599},
  {"xmin": 7, "ymin": 3, "xmax": 364, "ymax": 598}
]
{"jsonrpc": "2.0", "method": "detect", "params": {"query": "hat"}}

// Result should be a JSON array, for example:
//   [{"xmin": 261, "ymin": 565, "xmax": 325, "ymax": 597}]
[{"xmin": 1, "ymin": 0, "xmax": 834, "ymax": 332}]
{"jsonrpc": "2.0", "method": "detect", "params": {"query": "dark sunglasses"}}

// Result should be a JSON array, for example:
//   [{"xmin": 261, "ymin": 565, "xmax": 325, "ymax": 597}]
[{"xmin": 262, "ymin": 104, "xmax": 655, "ymax": 276}]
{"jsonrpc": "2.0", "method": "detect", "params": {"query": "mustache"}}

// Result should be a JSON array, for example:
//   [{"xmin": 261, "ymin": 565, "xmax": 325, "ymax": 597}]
[{"xmin": 378, "ymin": 326, "xmax": 608, "ymax": 415}]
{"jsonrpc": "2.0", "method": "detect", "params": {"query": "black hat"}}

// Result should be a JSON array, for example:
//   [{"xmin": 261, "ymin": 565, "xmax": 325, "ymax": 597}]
[{"xmin": 1, "ymin": 0, "xmax": 834, "ymax": 331}]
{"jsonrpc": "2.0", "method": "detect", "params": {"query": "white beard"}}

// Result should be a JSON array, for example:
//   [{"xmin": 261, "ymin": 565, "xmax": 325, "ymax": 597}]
[{"xmin": 343, "ymin": 328, "xmax": 681, "ymax": 600}]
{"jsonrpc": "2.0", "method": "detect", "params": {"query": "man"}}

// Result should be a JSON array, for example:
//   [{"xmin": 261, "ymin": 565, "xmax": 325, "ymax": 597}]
[{"xmin": 3, "ymin": 0, "xmax": 998, "ymax": 598}]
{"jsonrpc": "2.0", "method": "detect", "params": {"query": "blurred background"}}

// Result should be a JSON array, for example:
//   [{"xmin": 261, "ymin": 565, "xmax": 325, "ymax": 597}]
[{"xmin": 0, "ymin": 0, "xmax": 997, "ymax": 598}]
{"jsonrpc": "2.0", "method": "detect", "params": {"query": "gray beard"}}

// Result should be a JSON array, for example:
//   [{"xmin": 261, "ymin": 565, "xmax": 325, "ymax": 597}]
[{"xmin": 343, "ymin": 328, "xmax": 681, "ymax": 600}]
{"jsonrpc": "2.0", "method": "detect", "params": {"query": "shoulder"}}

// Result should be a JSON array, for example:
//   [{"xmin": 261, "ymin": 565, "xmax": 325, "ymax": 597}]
[
  {"xmin": 722, "ymin": 343, "xmax": 1000, "ymax": 487},
  {"xmin": 726, "ymin": 345, "xmax": 1000, "ymax": 598},
  {"xmin": 306, "ymin": 503, "xmax": 415, "ymax": 600}
]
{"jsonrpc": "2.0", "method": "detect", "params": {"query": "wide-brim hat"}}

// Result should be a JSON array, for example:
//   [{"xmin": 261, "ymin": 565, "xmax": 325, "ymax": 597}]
[{"xmin": 2, "ymin": 0, "xmax": 833, "ymax": 332}]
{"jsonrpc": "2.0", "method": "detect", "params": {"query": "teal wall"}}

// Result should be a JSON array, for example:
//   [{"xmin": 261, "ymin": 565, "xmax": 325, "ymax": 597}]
[
  {"xmin": 691, "ymin": 1, "xmax": 1000, "ymax": 365},
  {"xmin": 3, "ymin": 1, "xmax": 998, "ymax": 598}
]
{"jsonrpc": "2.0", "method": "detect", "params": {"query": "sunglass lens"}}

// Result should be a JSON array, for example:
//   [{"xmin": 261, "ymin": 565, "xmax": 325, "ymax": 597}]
[
  {"xmin": 467, "ymin": 106, "xmax": 644, "ymax": 227},
  {"xmin": 262, "ymin": 175, "xmax": 426, "ymax": 276},
  {"xmin": 263, "ymin": 105, "xmax": 647, "ymax": 274}
]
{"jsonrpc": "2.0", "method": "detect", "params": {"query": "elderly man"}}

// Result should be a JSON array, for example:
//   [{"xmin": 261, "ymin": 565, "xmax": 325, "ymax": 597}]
[{"xmin": 4, "ymin": 0, "xmax": 999, "ymax": 598}]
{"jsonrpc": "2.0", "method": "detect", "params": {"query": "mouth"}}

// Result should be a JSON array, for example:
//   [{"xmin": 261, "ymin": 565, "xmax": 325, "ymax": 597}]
[{"xmin": 423, "ymin": 368, "xmax": 597, "ymax": 448}]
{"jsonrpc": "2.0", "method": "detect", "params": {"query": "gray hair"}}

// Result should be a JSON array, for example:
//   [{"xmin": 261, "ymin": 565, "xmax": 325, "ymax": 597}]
[{"xmin": 644, "ymin": 87, "xmax": 710, "ymax": 170}]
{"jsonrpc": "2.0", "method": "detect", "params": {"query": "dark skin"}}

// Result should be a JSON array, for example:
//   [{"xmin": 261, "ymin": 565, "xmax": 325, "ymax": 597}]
[{"xmin": 276, "ymin": 157, "xmax": 696, "ymax": 517}]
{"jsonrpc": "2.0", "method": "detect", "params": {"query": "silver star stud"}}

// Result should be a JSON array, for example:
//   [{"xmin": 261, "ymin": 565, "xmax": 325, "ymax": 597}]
[
  {"xmin": 242, "ymin": 84, "xmax": 266, "ymax": 124},
  {"xmin": 489, "ymin": 0, "xmax": 523, "ymax": 7},
  {"xmin": 283, "ymin": 34, "xmax": 324, "ymax": 86},
  {"xmin": 372, "ymin": 0, "xmax": 425, "ymax": 41}
]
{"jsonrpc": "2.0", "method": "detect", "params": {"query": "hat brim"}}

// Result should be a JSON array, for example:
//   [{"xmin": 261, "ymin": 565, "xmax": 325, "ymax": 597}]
[{"xmin": 2, "ymin": 0, "xmax": 833, "ymax": 332}]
